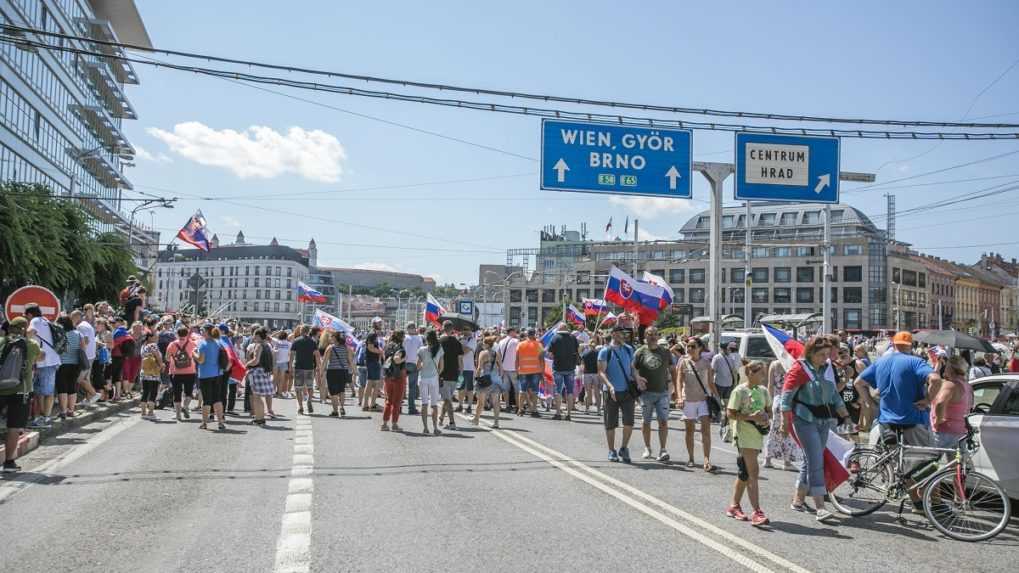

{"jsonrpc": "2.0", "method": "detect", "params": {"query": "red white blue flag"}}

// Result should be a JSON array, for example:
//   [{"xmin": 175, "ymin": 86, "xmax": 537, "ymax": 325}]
[
  {"xmin": 604, "ymin": 266, "xmax": 665, "ymax": 315},
  {"xmin": 581, "ymin": 298, "xmax": 607, "ymax": 316},
  {"xmin": 296, "ymin": 281, "xmax": 327, "ymax": 304},
  {"xmin": 425, "ymin": 294, "xmax": 446, "ymax": 327},
  {"xmin": 176, "ymin": 210, "xmax": 211, "ymax": 251},
  {"xmin": 565, "ymin": 304, "xmax": 586, "ymax": 327},
  {"xmin": 642, "ymin": 271, "xmax": 674, "ymax": 308},
  {"xmin": 761, "ymin": 322, "xmax": 804, "ymax": 370}
]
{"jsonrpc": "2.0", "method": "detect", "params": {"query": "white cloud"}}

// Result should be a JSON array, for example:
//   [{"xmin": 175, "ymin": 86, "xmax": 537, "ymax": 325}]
[
  {"xmin": 607, "ymin": 196, "xmax": 700, "ymax": 220},
  {"xmin": 221, "ymin": 215, "xmax": 241, "ymax": 229},
  {"xmin": 134, "ymin": 145, "xmax": 172, "ymax": 163},
  {"xmin": 636, "ymin": 227, "xmax": 672, "ymax": 242},
  {"xmin": 352, "ymin": 262, "xmax": 399, "ymax": 272},
  {"xmin": 147, "ymin": 122, "xmax": 346, "ymax": 183}
]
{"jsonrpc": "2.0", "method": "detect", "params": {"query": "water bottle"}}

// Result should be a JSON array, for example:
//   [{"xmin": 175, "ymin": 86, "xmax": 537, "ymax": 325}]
[{"xmin": 911, "ymin": 459, "xmax": 940, "ymax": 482}]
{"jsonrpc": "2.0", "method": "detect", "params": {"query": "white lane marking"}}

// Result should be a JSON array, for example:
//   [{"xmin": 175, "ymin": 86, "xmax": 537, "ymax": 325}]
[
  {"xmin": 274, "ymin": 417, "xmax": 314, "ymax": 573},
  {"xmin": 459, "ymin": 413, "xmax": 811, "ymax": 573},
  {"xmin": 0, "ymin": 414, "xmax": 142, "ymax": 504}
]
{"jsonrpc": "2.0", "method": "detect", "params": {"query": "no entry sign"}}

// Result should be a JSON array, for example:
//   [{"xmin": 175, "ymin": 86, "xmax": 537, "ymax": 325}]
[{"xmin": 4, "ymin": 285, "xmax": 61, "ymax": 321}]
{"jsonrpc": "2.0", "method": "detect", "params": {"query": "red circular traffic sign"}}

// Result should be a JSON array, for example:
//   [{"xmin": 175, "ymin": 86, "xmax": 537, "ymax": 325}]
[{"xmin": 4, "ymin": 285, "xmax": 61, "ymax": 321}]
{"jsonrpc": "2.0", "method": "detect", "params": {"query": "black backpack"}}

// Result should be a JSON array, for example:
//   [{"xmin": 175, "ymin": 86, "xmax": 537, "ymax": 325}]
[
  {"xmin": 259, "ymin": 342, "xmax": 274, "ymax": 371},
  {"xmin": 218, "ymin": 344, "xmax": 229, "ymax": 373},
  {"xmin": 40, "ymin": 321, "xmax": 68, "ymax": 355},
  {"xmin": 172, "ymin": 341, "xmax": 192, "ymax": 370}
]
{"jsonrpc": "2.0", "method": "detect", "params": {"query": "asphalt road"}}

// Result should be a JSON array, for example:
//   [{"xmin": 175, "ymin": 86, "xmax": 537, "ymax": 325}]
[{"xmin": 1, "ymin": 394, "xmax": 1016, "ymax": 573}]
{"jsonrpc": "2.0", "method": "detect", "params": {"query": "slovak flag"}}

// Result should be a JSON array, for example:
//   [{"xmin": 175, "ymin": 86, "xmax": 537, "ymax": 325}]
[
  {"xmin": 425, "ymin": 294, "xmax": 446, "ymax": 327},
  {"xmin": 601, "ymin": 312, "xmax": 618, "ymax": 327},
  {"xmin": 565, "ymin": 305, "xmax": 586, "ymax": 327},
  {"xmin": 296, "ymin": 281, "xmax": 327, "ymax": 303},
  {"xmin": 541, "ymin": 322, "xmax": 564, "ymax": 348},
  {"xmin": 604, "ymin": 266, "xmax": 665, "ymax": 322},
  {"xmin": 642, "ymin": 271, "xmax": 674, "ymax": 308},
  {"xmin": 176, "ymin": 210, "xmax": 211, "ymax": 251},
  {"xmin": 581, "ymin": 298, "xmax": 607, "ymax": 316},
  {"xmin": 761, "ymin": 322, "xmax": 804, "ymax": 370},
  {"xmin": 312, "ymin": 308, "xmax": 354, "ymax": 333}
]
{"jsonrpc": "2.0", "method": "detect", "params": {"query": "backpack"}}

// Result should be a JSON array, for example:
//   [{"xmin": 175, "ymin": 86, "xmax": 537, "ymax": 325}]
[
  {"xmin": 119, "ymin": 336, "xmax": 136, "ymax": 357},
  {"xmin": 38, "ymin": 320, "xmax": 68, "ymax": 355},
  {"xmin": 259, "ymin": 342, "xmax": 274, "ymax": 371},
  {"xmin": 141, "ymin": 349, "xmax": 161, "ymax": 376},
  {"xmin": 0, "ymin": 337, "xmax": 28, "ymax": 392},
  {"xmin": 172, "ymin": 341, "xmax": 192, "ymax": 370},
  {"xmin": 218, "ymin": 344, "xmax": 229, "ymax": 373}
]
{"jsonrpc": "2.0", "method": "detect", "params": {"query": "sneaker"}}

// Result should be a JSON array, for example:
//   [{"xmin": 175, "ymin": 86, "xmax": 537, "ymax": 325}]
[
  {"xmin": 657, "ymin": 450, "xmax": 670, "ymax": 463},
  {"xmin": 564, "ymin": 414, "xmax": 571, "ymax": 421},
  {"xmin": 619, "ymin": 447, "xmax": 631, "ymax": 464},
  {"xmin": 454, "ymin": 405, "xmax": 464, "ymax": 413},
  {"xmin": 380, "ymin": 424, "xmax": 390, "ymax": 431},
  {"xmin": 815, "ymin": 509, "xmax": 835, "ymax": 523},
  {"xmin": 608, "ymin": 449, "xmax": 620, "ymax": 462},
  {"xmin": 391, "ymin": 424, "xmax": 401, "ymax": 432},
  {"xmin": 88, "ymin": 394, "xmax": 102, "ymax": 405},
  {"xmin": 218, "ymin": 422, "xmax": 226, "ymax": 431},
  {"xmin": 790, "ymin": 502, "xmax": 814, "ymax": 513},
  {"xmin": 2, "ymin": 460, "xmax": 21, "ymax": 473},
  {"xmin": 763, "ymin": 459, "xmax": 774, "ymax": 469},
  {"xmin": 726, "ymin": 505, "xmax": 748, "ymax": 521},
  {"xmin": 433, "ymin": 427, "xmax": 442, "ymax": 435},
  {"xmin": 552, "ymin": 413, "xmax": 562, "ymax": 421},
  {"xmin": 465, "ymin": 406, "xmax": 472, "ymax": 414},
  {"xmin": 307, "ymin": 403, "xmax": 314, "ymax": 414},
  {"xmin": 328, "ymin": 411, "xmax": 339, "ymax": 418},
  {"xmin": 783, "ymin": 461, "xmax": 796, "ymax": 471},
  {"xmin": 183, "ymin": 409, "xmax": 191, "ymax": 419},
  {"xmin": 642, "ymin": 447, "xmax": 654, "ymax": 460},
  {"xmin": 750, "ymin": 510, "xmax": 770, "ymax": 527}
]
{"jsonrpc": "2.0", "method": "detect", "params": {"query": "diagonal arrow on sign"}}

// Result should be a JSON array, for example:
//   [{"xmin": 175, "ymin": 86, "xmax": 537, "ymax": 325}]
[
  {"xmin": 665, "ymin": 165, "xmax": 681, "ymax": 190},
  {"xmin": 814, "ymin": 173, "xmax": 831, "ymax": 194},
  {"xmin": 553, "ymin": 158, "xmax": 569, "ymax": 183}
]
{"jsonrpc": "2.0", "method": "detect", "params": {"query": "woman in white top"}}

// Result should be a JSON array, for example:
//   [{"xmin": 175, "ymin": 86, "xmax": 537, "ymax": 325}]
[
  {"xmin": 416, "ymin": 330, "xmax": 445, "ymax": 435},
  {"xmin": 272, "ymin": 331, "xmax": 292, "ymax": 398}
]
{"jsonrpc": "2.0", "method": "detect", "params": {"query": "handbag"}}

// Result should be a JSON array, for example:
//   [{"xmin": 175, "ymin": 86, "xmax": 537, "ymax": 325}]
[
  {"xmin": 609, "ymin": 346, "xmax": 639, "ymax": 400},
  {"xmin": 687, "ymin": 359, "xmax": 721, "ymax": 418}
]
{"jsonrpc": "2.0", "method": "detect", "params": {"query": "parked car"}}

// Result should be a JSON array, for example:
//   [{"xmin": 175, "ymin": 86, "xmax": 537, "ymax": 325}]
[{"xmin": 700, "ymin": 329, "xmax": 777, "ymax": 363}]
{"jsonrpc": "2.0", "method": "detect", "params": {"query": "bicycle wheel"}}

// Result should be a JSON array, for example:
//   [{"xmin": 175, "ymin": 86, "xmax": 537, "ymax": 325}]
[
  {"xmin": 923, "ymin": 469, "xmax": 1012, "ymax": 542},
  {"xmin": 830, "ymin": 448, "xmax": 891, "ymax": 517}
]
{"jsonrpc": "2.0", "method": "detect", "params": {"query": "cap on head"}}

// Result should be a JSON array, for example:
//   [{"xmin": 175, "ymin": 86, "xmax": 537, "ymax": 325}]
[
  {"xmin": 525, "ymin": 328, "xmax": 536, "ymax": 336},
  {"xmin": 372, "ymin": 317, "xmax": 383, "ymax": 325},
  {"xmin": 8, "ymin": 316, "xmax": 28, "ymax": 331},
  {"xmin": 218, "ymin": 323, "xmax": 230, "ymax": 335},
  {"xmin": 892, "ymin": 331, "xmax": 913, "ymax": 346}
]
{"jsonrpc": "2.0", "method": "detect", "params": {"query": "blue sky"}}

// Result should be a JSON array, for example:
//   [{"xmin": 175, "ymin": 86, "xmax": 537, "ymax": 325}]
[{"xmin": 124, "ymin": 0, "xmax": 1019, "ymax": 284}]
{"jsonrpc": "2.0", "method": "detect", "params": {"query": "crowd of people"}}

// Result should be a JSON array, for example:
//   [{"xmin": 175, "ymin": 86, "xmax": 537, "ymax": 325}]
[{"xmin": 3, "ymin": 279, "xmax": 1018, "ymax": 533}]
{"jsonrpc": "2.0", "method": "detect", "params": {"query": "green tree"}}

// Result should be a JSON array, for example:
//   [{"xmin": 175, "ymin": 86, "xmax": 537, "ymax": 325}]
[{"xmin": 543, "ymin": 306, "xmax": 563, "ymax": 328}]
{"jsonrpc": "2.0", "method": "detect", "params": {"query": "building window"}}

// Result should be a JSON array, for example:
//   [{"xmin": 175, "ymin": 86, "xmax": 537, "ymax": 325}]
[
  {"xmin": 918, "ymin": 273, "xmax": 927, "ymax": 288},
  {"xmin": 276, "ymin": 266, "xmax": 281, "ymax": 276},
  {"xmin": 774, "ymin": 288, "xmax": 791, "ymax": 303},
  {"xmin": 758, "ymin": 213, "xmax": 776, "ymax": 226},
  {"xmin": 722, "ymin": 215, "xmax": 736, "ymax": 229},
  {"xmin": 274, "ymin": 302, "xmax": 280, "ymax": 312},
  {"xmin": 843, "ymin": 265, "xmax": 863, "ymax": 282},
  {"xmin": 689, "ymin": 288, "xmax": 705, "ymax": 303},
  {"xmin": 255, "ymin": 266, "xmax": 260, "ymax": 275},
  {"xmin": 902, "ymin": 269, "xmax": 917, "ymax": 287},
  {"xmin": 695, "ymin": 216, "xmax": 709, "ymax": 229},
  {"xmin": 774, "ymin": 267, "xmax": 792, "ymax": 283},
  {"xmin": 752, "ymin": 288, "xmax": 769, "ymax": 304},
  {"xmin": 830, "ymin": 210, "xmax": 845, "ymax": 224},
  {"xmin": 796, "ymin": 287, "xmax": 814, "ymax": 303},
  {"xmin": 669, "ymin": 269, "xmax": 685, "ymax": 284},
  {"xmin": 730, "ymin": 288, "xmax": 745, "ymax": 303},
  {"xmin": 796, "ymin": 267, "xmax": 814, "ymax": 282},
  {"xmin": 828, "ymin": 286, "xmax": 838, "ymax": 303},
  {"xmin": 844, "ymin": 244, "xmax": 863, "ymax": 256},
  {"xmin": 751, "ymin": 267, "xmax": 769, "ymax": 283},
  {"xmin": 774, "ymin": 247, "xmax": 791, "ymax": 257},
  {"xmin": 254, "ymin": 278, "xmax": 260, "ymax": 287},
  {"xmin": 892, "ymin": 267, "xmax": 901, "ymax": 283},
  {"xmin": 689, "ymin": 269, "xmax": 706, "ymax": 284},
  {"xmin": 779, "ymin": 212, "xmax": 797, "ymax": 226},
  {"xmin": 510, "ymin": 290, "xmax": 522, "ymax": 303},
  {"xmin": 255, "ymin": 289, "xmax": 261, "ymax": 299},
  {"xmin": 803, "ymin": 211, "xmax": 821, "ymax": 225},
  {"xmin": 751, "ymin": 247, "xmax": 769, "ymax": 259},
  {"xmin": 673, "ymin": 289, "xmax": 685, "ymax": 303},
  {"xmin": 509, "ymin": 307, "xmax": 522, "ymax": 323},
  {"xmin": 287, "ymin": 279, "xmax": 292, "ymax": 289},
  {"xmin": 731, "ymin": 268, "xmax": 745, "ymax": 283},
  {"xmin": 542, "ymin": 289, "xmax": 555, "ymax": 303},
  {"xmin": 526, "ymin": 289, "xmax": 538, "ymax": 303},
  {"xmin": 844, "ymin": 309, "xmax": 862, "ymax": 329},
  {"xmin": 253, "ymin": 302, "xmax": 260, "ymax": 312},
  {"xmin": 266, "ymin": 265, "xmax": 272, "ymax": 275},
  {"xmin": 287, "ymin": 268, "xmax": 293, "ymax": 277}
]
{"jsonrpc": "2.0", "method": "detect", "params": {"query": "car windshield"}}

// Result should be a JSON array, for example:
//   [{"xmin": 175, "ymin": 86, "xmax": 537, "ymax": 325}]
[{"xmin": 745, "ymin": 336, "xmax": 775, "ymax": 360}]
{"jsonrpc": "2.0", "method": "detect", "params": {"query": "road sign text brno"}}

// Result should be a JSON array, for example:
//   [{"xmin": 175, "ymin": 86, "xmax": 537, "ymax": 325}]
[
  {"xmin": 541, "ymin": 119, "xmax": 692, "ymax": 198},
  {"xmin": 735, "ymin": 132, "xmax": 840, "ymax": 203}
]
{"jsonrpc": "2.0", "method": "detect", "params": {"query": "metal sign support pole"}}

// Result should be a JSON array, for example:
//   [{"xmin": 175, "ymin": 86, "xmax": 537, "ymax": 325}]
[
  {"xmin": 822, "ymin": 204, "xmax": 833, "ymax": 334},
  {"xmin": 744, "ymin": 200, "xmax": 752, "ymax": 327},
  {"xmin": 695, "ymin": 162, "xmax": 734, "ymax": 353}
]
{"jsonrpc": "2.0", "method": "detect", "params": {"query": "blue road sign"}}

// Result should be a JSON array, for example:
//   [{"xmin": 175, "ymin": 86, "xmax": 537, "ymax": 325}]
[
  {"xmin": 457, "ymin": 300, "xmax": 475, "ymax": 317},
  {"xmin": 734, "ymin": 133, "xmax": 840, "ymax": 203},
  {"xmin": 541, "ymin": 119, "xmax": 692, "ymax": 198}
]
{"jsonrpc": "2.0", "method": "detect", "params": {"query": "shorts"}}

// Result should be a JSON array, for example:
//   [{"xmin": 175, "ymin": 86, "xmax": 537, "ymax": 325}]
[
  {"xmin": 682, "ymin": 400, "xmax": 710, "ymax": 420},
  {"xmin": 603, "ymin": 390, "xmax": 635, "ymax": 430},
  {"xmin": 879, "ymin": 423, "xmax": 933, "ymax": 448},
  {"xmin": 640, "ymin": 391, "xmax": 670, "ymax": 424},
  {"xmin": 293, "ymin": 369, "xmax": 315, "ymax": 388},
  {"xmin": 0, "ymin": 393, "xmax": 30, "ymax": 428},
  {"xmin": 56, "ymin": 363, "xmax": 80, "ymax": 395},
  {"xmin": 110, "ymin": 356, "xmax": 124, "ymax": 385},
  {"xmin": 357, "ymin": 367, "xmax": 368, "ymax": 388},
  {"xmin": 457, "ymin": 371, "xmax": 475, "ymax": 392},
  {"xmin": 502, "ymin": 371, "xmax": 517, "ymax": 392},
  {"xmin": 365, "ymin": 362, "xmax": 381, "ymax": 381},
  {"xmin": 553, "ymin": 371, "xmax": 575, "ymax": 395},
  {"xmin": 121, "ymin": 356, "xmax": 141, "ymax": 384},
  {"xmin": 518, "ymin": 373, "xmax": 541, "ymax": 393},
  {"xmin": 582, "ymin": 373, "xmax": 599, "ymax": 387},
  {"xmin": 199, "ymin": 376, "xmax": 225, "ymax": 406},
  {"xmin": 275, "ymin": 362, "xmax": 290, "ymax": 373},
  {"xmin": 171, "ymin": 373, "xmax": 197, "ymax": 403},
  {"xmin": 439, "ymin": 380, "xmax": 456, "ymax": 401},
  {"xmin": 33, "ymin": 365, "xmax": 57, "ymax": 397},
  {"xmin": 326, "ymin": 369, "xmax": 352, "ymax": 395},
  {"xmin": 90, "ymin": 359, "xmax": 106, "ymax": 389},
  {"xmin": 419, "ymin": 376, "xmax": 441, "ymax": 407}
]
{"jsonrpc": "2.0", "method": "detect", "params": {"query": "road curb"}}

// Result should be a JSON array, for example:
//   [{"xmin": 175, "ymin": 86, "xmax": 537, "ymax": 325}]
[{"xmin": 1, "ymin": 398, "xmax": 139, "ymax": 460}]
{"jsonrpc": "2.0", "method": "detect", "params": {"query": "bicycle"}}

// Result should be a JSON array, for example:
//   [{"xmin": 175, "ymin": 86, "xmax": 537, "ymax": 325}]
[{"xmin": 828, "ymin": 424, "xmax": 1012, "ymax": 542}]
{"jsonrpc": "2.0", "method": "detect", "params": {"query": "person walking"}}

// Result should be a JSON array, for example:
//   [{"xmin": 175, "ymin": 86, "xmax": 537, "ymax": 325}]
[
  {"xmin": 1, "ymin": 317, "xmax": 41, "ymax": 473},
  {"xmin": 165, "ymin": 325, "xmax": 197, "ymax": 422},
  {"xmin": 194, "ymin": 324, "xmax": 226, "ymax": 431},
  {"xmin": 139, "ymin": 331, "xmax": 163, "ymax": 419},
  {"xmin": 381, "ymin": 331, "xmax": 408, "ymax": 431},
  {"xmin": 403, "ymin": 322, "xmax": 423, "ymax": 416},
  {"xmin": 781, "ymin": 335, "xmax": 849, "ymax": 522},
  {"xmin": 764, "ymin": 358, "xmax": 799, "ymax": 470},
  {"xmin": 472, "ymin": 336, "xmax": 502, "ymax": 428},
  {"xmin": 361, "ymin": 318, "xmax": 385, "ymax": 411},
  {"xmin": 598, "ymin": 326, "xmax": 636, "ymax": 463},
  {"xmin": 244, "ymin": 327, "xmax": 276, "ymax": 426},
  {"xmin": 711, "ymin": 340, "xmax": 741, "ymax": 406},
  {"xmin": 290, "ymin": 326, "xmax": 321, "ymax": 416},
  {"xmin": 416, "ymin": 330, "xmax": 444, "ymax": 435},
  {"xmin": 548, "ymin": 323, "xmax": 580, "ymax": 421},
  {"xmin": 725, "ymin": 361, "xmax": 771, "ymax": 526},
  {"xmin": 53, "ymin": 315, "xmax": 83, "ymax": 421},
  {"xmin": 678, "ymin": 337, "xmax": 719, "ymax": 472},
  {"xmin": 323, "ymin": 330, "xmax": 355, "ymax": 417},
  {"xmin": 515, "ymin": 328, "xmax": 544, "ymax": 418},
  {"xmin": 437, "ymin": 321, "xmax": 464, "ymax": 429},
  {"xmin": 455, "ymin": 329, "xmax": 477, "ymax": 415},
  {"xmin": 580, "ymin": 339, "xmax": 602, "ymax": 414},
  {"xmin": 71, "ymin": 309, "xmax": 100, "ymax": 406},
  {"xmin": 25, "ymin": 304, "xmax": 60, "ymax": 428},
  {"xmin": 495, "ymin": 328, "xmax": 519, "ymax": 411},
  {"xmin": 634, "ymin": 327, "xmax": 674, "ymax": 463},
  {"xmin": 272, "ymin": 331, "xmax": 292, "ymax": 398}
]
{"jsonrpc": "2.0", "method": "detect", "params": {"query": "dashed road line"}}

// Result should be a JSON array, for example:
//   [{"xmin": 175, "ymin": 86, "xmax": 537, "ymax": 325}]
[{"xmin": 274, "ymin": 415, "xmax": 314, "ymax": 573}]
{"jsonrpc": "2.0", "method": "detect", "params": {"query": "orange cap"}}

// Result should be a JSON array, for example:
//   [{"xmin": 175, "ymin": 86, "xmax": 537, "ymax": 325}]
[{"xmin": 892, "ymin": 331, "xmax": 913, "ymax": 345}]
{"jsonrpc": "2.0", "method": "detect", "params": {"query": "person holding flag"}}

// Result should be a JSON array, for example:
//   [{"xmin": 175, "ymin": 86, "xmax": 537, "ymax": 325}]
[
  {"xmin": 515, "ymin": 328, "xmax": 545, "ymax": 417},
  {"xmin": 548, "ymin": 322, "xmax": 580, "ymax": 421},
  {"xmin": 604, "ymin": 266, "xmax": 666, "ymax": 327},
  {"xmin": 176, "ymin": 211, "xmax": 212, "ymax": 251},
  {"xmin": 424, "ymin": 294, "xmax": 446, "ymax": 328}
]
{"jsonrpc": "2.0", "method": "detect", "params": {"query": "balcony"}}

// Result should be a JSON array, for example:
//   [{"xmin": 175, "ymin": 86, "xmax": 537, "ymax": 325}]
[
  {"xmin": 68, "ymin": 103, "xmax": 134, "ymax": 157},
  {"xmin": 66, "ymin": 146, "xmax": 133, "ymax": 190},
  {"xmin": 78, "ymin": 58, "xmax": 137, "ymax": 120},
  {"xmin": 76, "ymin": 18, "xmax": 140, "ymax": 85}
]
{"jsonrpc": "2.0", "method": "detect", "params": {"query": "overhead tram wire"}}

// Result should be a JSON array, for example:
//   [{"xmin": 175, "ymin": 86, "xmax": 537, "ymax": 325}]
[
  {"xmin": 2, "ymin": 35, "xmax": 1019, "ymax": 140},
  {"xmin": 843, "ymin": 148, "xmax": 1019, "ymax": 193},
  {"xmin": 5, "ymin": 23, "xmax": 1019, "ymax": 130}
]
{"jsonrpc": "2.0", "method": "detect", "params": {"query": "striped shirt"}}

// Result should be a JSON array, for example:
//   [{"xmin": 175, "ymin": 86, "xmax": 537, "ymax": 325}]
[{"xmin": 326, "ymin": 344, "xmax": 351, "ymax": 371}]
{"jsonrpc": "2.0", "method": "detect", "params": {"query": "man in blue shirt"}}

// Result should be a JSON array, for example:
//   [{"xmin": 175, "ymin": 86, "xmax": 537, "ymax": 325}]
[
  {"xmin": 598, "ymin": 326, "xmax": 636, "ymax": 463},
  {"xmin": 854, "ymin": 331, "xmax": 941, "ymax": 447},
  {"xmin": 194, "ymin": 324, "xmax": 226, "ymax": 430}
]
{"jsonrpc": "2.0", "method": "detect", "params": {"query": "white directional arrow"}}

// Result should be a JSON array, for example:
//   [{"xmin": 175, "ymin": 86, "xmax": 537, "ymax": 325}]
[
  {"xmin": 665, "ymin": 165, "xmax": 681, "ymax": 190},
  {"xmin": 553, "ymin": 158, "xmax": 569, "ymax": 183},
  {"xmin": 814, "ymin": 173, "xmax": 831, "ymax": 194}
]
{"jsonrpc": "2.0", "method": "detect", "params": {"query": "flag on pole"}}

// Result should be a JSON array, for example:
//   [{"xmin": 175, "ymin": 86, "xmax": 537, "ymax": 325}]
[
  {"xmin": 601, "ymin": 312, "xmax": 618, "ymax": 327},
  {"xmin": 565, "ymin": 304, "xmax": 586, "ymax": 327},
  {"xmin": 425, "ymin": 294, "xmax": 446, "ymax": 327},
  {"xmin": 761, "ymin": 322, "xmax": 804, "ymax": 370},
  {"xmin": 624, "ymin": 216, "xmax": 629, "ymax": 235},
  {"xmin": 176, "ymin": 210, "xmax": 211, "ymax": 251},
  {"xmin": 540, "ymin": 322, "xmax": 564, "ymax": 348},
  {"xmin": 605, "ymin": 217, "xmax": 613, "ymax": 233},
  {"xmin": 604, "ymin": 266, "xmax": 665, "ymax": 317},
  {"xmin": 642, "ymin": 271, "xmax": 674, "ymax": 307},
  {"xmin": 296, "ymin": 281, "xmax": 327, "ymax": 303},
  {"xmin": 581, "ymin": 298, "xmax": 607, "ymax": 316},
  {"xmin": 312, "ymin": 308, "xmax": 354, "ymax": 333}
]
